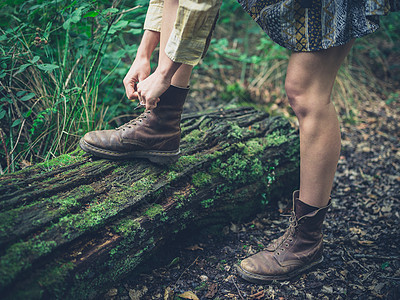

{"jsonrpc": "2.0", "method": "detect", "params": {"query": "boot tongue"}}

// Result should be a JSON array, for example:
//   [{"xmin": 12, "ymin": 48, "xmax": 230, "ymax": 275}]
[{"xmin": 295, "ymin": 198, "xmax": 318, "ymax": 219}]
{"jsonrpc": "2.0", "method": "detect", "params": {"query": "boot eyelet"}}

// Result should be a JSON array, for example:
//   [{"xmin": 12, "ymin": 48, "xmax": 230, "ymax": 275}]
[
  {"xmin": 285, "ymin": 243, "xmax": 289, "ymax": 247},
  {"xmin": 276, "ymin": 252, "xmax": 280, "ymax": 256}
]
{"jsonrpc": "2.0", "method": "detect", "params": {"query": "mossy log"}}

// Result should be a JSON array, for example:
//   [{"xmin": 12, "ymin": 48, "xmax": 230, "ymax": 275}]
[{"xmin": 0, "ymin": 106, "xmax": 299, "ymax": 299}]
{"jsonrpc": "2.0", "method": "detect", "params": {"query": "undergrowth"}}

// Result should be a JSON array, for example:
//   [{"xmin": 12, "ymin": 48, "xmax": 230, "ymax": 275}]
[
  {"xmin": 0, "ymin": 0, "xmax": 399, "ymax": 173},
  {"xmin": 0, "ymin": 0, "xmax": 148, "ymax": 173}
]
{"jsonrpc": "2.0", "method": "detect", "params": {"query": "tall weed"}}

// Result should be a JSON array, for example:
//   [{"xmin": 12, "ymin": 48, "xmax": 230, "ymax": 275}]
[{"xmin": 0, "ymin": 0, "xmax": 148, "ymax": 172}]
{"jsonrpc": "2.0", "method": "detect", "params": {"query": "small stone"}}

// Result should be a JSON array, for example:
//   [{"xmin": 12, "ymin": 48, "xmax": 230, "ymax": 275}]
[
  {"xmin": 129, "ymin": 286, "xmax": 148, "ymax": 300},
  {"xmin": 230, "ymin": 223, "xmax": 239, "ymax": 233},
  {"xmin": 224, "ymin": 265, "xmax": 231, "ymax": 272},
  {"xmin": 106, "ymin": 288, "xmax": 118, "ymax": 297},
  {"xmin": 200, "ymin": 275, "xmax": 208, "ymax": 282},
  {"xmin": 321, "ymin": 286, "xmax": 333, "ymax": 294}
]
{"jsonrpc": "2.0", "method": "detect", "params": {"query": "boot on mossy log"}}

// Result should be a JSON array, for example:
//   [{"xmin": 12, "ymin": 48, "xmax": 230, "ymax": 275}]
[{"xmin": 0, "ymin": 106, "xmax": 299, "ymax": 299}]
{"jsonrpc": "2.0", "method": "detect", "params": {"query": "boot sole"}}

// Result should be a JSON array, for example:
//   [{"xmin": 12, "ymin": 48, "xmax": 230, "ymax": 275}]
[
  {"xmin": 236, "ymin": 256, "xmax": 324, "ymax": 284},
  {"xmin": 79, "ymin": 138, "xmax": 180, "ymax": 165}
]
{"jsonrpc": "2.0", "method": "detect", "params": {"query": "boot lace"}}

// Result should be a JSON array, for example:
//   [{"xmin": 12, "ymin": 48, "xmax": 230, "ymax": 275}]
[
  {"xmin": 116, "ymin": 109, "xmax": 151, "ymax": 131},
  {"xmin": 272, "ymin": 211, "xmax": 298, "ymax": 255}
]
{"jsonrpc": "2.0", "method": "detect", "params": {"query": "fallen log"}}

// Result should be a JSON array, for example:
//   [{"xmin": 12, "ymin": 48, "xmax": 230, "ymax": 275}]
[{"xmin": 0, "ymin": 106, "xmax": 299, "ymax": 299}]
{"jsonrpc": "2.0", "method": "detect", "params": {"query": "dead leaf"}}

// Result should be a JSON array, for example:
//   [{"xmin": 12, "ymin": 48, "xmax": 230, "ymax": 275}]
[
  {"xmin": 185, "ymin": 244, "xmax": 204, "ymax": 251},
  {"xmin": 164, "ymin": 287, "xmax": 174, "ymax": 300},
  {"xmin": 205, "ymin": 283, "xmax": 218, "ymax": 298},
  {"xmin": 129, "ymin": 286, "xmax": 148, "ymax": 300},
  {"xmin": 105, "ymin": 288, "xmax": 118, "ymax": 297},
  {"xmin": 178, "ymin": 291, "xmax": 199, "ymax": 300},
  {"xmin": 230, "ymin": 223, "xmax": 239, "ymax": 233},
  {"xmin": 358, "ymin": 240, "xmax": 375, "ymax": 245},
  {"xmin": 250, "ymin": 290, "xmax": 265, "ymax": 299},
  {"xmin": 20, "ymin": 159, "xmax": 32, "ymax": 169}
]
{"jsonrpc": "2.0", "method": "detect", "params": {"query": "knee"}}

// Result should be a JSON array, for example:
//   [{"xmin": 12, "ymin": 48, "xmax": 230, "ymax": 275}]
[{"xmin": 285, "ymin": 78, "xmax": 310, "ymax": 119}]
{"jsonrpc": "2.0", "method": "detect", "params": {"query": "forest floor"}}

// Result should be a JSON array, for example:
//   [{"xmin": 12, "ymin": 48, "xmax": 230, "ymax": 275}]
[{"xmin": 103, "ymin": 95, "xmax": 400, "ymax": 300}]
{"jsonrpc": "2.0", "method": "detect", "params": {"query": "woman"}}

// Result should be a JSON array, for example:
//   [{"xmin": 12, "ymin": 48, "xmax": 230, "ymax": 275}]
[{"xmin": 80, "ymin": 0, "xmax": 398, "ymax": 283}]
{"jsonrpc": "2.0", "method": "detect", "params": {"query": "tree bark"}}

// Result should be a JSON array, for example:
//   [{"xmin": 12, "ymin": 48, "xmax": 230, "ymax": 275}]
[{"xmin": 0, "ymin": 106, "xmax": 299, "ymax": 299}]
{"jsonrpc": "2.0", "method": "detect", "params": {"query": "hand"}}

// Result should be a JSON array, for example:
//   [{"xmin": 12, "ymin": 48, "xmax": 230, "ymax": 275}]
[
  {"xmin": 123, "ymin": 58, "xmax": 151, "ymax": 101},
  {"xmin": 137, "ymin": 68, "xmax": 172, "ymax": 110}
]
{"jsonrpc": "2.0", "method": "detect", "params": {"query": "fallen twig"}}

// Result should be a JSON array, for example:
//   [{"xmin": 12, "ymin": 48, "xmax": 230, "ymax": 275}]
[
  {"xmin": 174, "ymin": 256, "xmax": 199, "ymax": 288},
  {"xmin": 353, "ymin": 254, "xmax": 400, "ymax": 260},
  {"xmin": 231, "ymin": 276, "xmax": 245, "ymax": 300}
]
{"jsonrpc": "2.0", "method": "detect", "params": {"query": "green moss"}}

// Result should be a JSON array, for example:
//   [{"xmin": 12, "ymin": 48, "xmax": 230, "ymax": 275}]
[
  {"xmin": 200, "ymin": 198, "xmax": 214, "ymax": 209},
  {"xmin": 37, "ymin": 154, "xmax": 83, "ymax": 171},
  {"xmin": 219, "ymin": 153, "xmax": 263, "ymax": 184},
  {"xmin": 170, "ymin": 153, "xmax": 204, "ymax": 172},
  {"xmin": 130, "ymin": 174, "xmax": 157, "ymax": 192},
  {"xmin": 182, "ymin": 211, "xmax": 192, "ymax": 219},
  {"xmin": 192, "ymin": 172, "xmax": 212, "ymax": 188},
  {"xmin": 243, "ymin": 138, "xmax": 266, "ymax": 156},
  {"xmin": 145, "ymin": 204, "xmax": 164, "ymax": 219},
  {"xmin": 0, "ymin": 238, "xmax": 59, "ymax": 288},
  {"xmin": 113, "ymin": 218, "xmax": 141, "ymax": 236},
  {"xmin": 58, "ymin": 180, "xmax": 151, "ymax": 233},
  {"xmin": 111, "ymin": 166, "xmax": 127, "ymax": 175},
  {"xmin": 49, "ymin": 185, "xmax": 95, "ymax": 210},
  {"xmin": 265, "ymin": 130, "xmax": 288, "ymax": 146},
  {"xmin": 37, "ymin": 261, "xmax": 74, "ymax": 287},
  {"xmin": 0, "ymin": 208, "xmax": 21, "ymax": 236},
  {"xmin": 166, "ymin": 171, "xmax": 179, "ymax": 181},
  {"xmin": 227, "ymin": 122, "xmax": 244, "ymax": 140},
  {"xmin": 181, "ymin": 129, "xmax": 204, "ymax": 143}
]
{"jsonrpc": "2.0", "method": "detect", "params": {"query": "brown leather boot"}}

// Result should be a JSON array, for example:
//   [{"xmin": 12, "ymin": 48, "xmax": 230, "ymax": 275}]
[
  {"xmin": 237, "ymin": 191, "xmax": 331, "ymax": 283},
  {"xmin": 79, "ymin": 85, "xmax": 189, "ymax": 164}
]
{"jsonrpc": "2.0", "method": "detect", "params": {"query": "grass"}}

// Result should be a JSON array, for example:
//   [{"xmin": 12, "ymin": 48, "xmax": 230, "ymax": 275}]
[{"xmin": 0, "ymin": 0, "xmax": 148, "ymax": 173}]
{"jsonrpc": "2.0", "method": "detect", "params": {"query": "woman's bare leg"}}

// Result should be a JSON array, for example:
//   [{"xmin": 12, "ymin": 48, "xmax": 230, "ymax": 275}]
[{"xmin": 285, "ymin": 41, "xmax": 354, "ymax": 207}]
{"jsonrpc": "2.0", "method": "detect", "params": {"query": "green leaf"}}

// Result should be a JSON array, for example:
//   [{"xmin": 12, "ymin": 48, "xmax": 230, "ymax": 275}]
[
  {"xmin": 37, "ymin": 64, "xmax": 59, "ymax": 72},
  {"xmin": 0, "ymin": 109, "xmax": 6, "ymax": 120},
  {"xmin": 29, "ymin": 56, "xmax": 40, "ymax": 64},
  {"xmin": 0, "ymin": 72, "xmax": 6, "ymax": 79},
  {"xmin": 16, "ymin": 91, "xmax": 26, "ymax": 97},
  {"xmin": 15, "ymin": 63, "xmax": 31, "ymax": 75},
  {"xmin": 84, "ymin": 11, "xmax": 99, "ymax": 18},
  {"xmin": 20, "ymin": 93, "xmax": 35, "ymax": 101},
  {"xmin": 24, "ymin": 109, "xmax": 32, "ymax": 118},
  {"xmin": 63, "ymin": 6, "xmax": 85, "ymax": 30},
  {"xmin": 128, "ymin": 28, "xmax": 142, "ymax": 35},
  {"xmin": 381, "ymin": 261, "xmax": 390, "ymax": 270},
  {"xmin": 102, "ymin": 8, "xmax": 118, "ymax": 15},
  {"xmin": 12, "ymin": 119, "xmax": 22, "ymax": 127},
  {"xmin": 4, "ymin": 97, "xmax": 12, "ymax": 104}
]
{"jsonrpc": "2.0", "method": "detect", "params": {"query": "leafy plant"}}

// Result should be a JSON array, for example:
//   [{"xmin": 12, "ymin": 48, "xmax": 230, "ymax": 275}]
[{"xmin": 0, "ymin": 0, "xmax": 149, "ymax": 172}]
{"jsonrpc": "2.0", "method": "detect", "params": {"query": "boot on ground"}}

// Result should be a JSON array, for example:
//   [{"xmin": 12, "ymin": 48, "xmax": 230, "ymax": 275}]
[{"xmin": 237, "ymin": 190, "xmax": 331, "ymax": 283}]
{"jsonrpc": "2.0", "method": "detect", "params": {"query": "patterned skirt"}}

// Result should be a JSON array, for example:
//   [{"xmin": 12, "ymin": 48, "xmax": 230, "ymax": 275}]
[{"xmin": 237, "ymin": 0, "xmax": 399, "ymax": 51}]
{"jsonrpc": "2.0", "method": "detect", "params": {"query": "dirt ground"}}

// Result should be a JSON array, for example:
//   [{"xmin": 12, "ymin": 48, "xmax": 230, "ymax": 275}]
[{"xmin": 103, "ymin": 97, "xmax": 400, "ymax": 300}]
